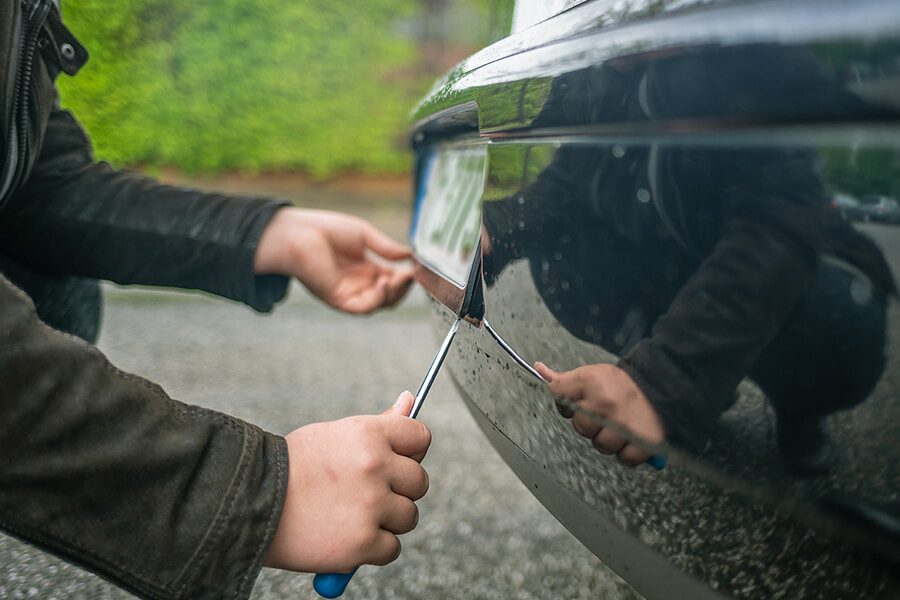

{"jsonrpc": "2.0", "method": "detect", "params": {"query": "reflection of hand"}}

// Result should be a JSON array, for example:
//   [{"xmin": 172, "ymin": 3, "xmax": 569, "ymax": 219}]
[
  {"xmin": 479, "ymin": 226, "xmax": 493, "ymax": 256},
  {"xmin": 255, "ymin": 208, "xmax": 414, "ymax": 313},
  {"xmin": 264, "ymin": 392, "xmax": 431, "ymax": 573},
  {"xmin": 535, "ymin": 362, "xmax": 665, "ymax": 467}
]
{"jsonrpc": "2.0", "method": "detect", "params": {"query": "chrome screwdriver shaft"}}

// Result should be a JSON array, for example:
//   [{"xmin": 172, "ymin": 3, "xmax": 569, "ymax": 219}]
[{"xmin": 410, "ymin": 317, "xmax": 461, "ymax": 419}]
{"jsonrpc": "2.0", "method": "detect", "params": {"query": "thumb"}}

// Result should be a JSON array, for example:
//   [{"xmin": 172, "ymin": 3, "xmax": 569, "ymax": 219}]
[
  {"xmin": 384, "ymin": 391, "xmax": 416, "ymax": 417},
  {"xmin": 534, "ymin": 362, "xmax": 557, "ymax": 383}
]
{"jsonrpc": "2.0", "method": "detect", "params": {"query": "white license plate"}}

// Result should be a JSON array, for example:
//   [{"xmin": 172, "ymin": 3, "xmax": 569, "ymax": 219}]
[{"xmin": 410, "ymin": 145, "xmax": 488, "ymax": 287}]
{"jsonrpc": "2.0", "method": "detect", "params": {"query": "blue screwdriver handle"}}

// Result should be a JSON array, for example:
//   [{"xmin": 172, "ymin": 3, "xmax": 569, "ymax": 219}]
[
  {"xmin": 313, "ymin": 570, "xmax": 357, "ymax": 599},
  {"xmin": 646, "ymin": 454, "xmax": 667, "ymax": 470},
  {"xmin": 312, "ymin": 319, "xmax": 462, "ymax": 598}
]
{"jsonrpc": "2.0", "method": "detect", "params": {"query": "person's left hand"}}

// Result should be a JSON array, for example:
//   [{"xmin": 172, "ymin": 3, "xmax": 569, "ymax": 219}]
[
  {"xmin": 535, "ymin": 362, "xmax": 665, "ymax": 467},
  {"xmin": 255, "ymin": 208, "xmax": 414, "ymax": 314}
]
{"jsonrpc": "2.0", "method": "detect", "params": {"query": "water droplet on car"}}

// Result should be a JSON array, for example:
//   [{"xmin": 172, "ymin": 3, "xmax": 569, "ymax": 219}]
[
  {"xmin": 553, "ymin": 252, "xmax": 563, "ymax": 261},
  {"xmin": 589, "ymin": 304, "xmax": 600, "ymax": 315},
  {"xmin": 560, "ymin": 279, "xmax": 570, "ymax": 291},
  {"xmin": 612, "ymin": 145, "xmax": 626, "ymax": 158},
  {"xmin": 637, "ymin": 188, "xmax": 651, "ymax": 203},
  {"xmin": 850, "ymin": 277, "xmax": 873, "ymax": 305},
  {"xmin": 518, "ymin": 220, "xmax": 526, "ymax": 230}
]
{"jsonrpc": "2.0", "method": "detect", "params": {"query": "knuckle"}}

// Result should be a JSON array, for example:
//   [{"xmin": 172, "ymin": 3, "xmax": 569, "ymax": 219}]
[
  {"xmin": 418, "ymin": 423, "xmax": 433, "ymax": 451},
  {"xmin": 373, "ymin": 536, "xmax": 402, "ymax": 567},
  {"xmin": 418, "ymin": 468, "xmax": 430, "ymax": 498},
  {"xmin": 406, "ymin": 503, "xmax": 420, "ymax": 531},
  {"xmin": 617, "ymin": 447, "xmax": 644, "ymax": 467},
  {"xmin": 571, "ymin": 415, "xmax": 597, "ymax": 438},
  {"xmin": 349, "ymin": 416, "xmax": 378, "ymax": 438},
  {"xmin": 592, "ymin": 435, "xmax": 615, "ymax": 455},
  {"xmin": 352, "ymin": 528, "xmax": 381, "ymax": 557},
  {"xmin": 357, "ymin": 450, "xmax": 385, "ymax": 476},
  {"xmin": 397, "ymin": 500, "xmax": 419, "ymax": 531},
  {"xmin": 362, "ymin": 487, "xmax": 384, "ymax": 510}
]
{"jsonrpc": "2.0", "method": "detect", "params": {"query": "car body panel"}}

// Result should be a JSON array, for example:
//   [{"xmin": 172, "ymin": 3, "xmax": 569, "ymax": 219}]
[{"xmin": 409, "ymin": 0, "xmax": 900, "ymax": 598}]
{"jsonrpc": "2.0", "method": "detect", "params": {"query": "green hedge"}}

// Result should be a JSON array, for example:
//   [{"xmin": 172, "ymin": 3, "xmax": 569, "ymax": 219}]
[{"xmin": 58, "ymin": 0, "xmax": 430, "ymax": 176}]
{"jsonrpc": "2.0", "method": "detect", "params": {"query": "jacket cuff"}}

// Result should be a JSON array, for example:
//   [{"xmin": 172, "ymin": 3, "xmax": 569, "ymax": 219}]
[
  {"xmin": 223, "ymin": 200, "xmax": 291, "ymax": 312},
  {"xmin": 180, "ymin": 427, "xmax": 289, "ymax": 600},
  {"xmin": 618, "ymin": 349, "xmax": 715, "ymax": 453}
]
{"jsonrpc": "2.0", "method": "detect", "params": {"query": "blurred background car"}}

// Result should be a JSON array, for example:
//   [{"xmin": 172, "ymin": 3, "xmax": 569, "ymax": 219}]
[
  {"xmin": 859, "ymin": 194, "xmax": 900, "ymax": 223},
  {"xmin": 832, "ymin": 191, "xmax": 864, "ymax": 221},
  {"xmin": 409, "ymin": 0, "xmax": 900, "ymax": 599}
]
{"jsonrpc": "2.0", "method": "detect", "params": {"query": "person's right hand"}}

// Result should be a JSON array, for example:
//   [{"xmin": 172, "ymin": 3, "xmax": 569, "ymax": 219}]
[{"xmin": 263, "ymin": 392, "xmax": 431, "ymax": 573}]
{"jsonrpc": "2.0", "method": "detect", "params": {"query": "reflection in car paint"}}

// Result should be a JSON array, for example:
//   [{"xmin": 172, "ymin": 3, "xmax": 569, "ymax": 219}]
[
  {"xmin": 483, "ymin": 318, "xmax": 546, "ymax": 382},
  {"xmin": 411, "ymin": 0, "xmax": 900, "ymax": 596}
]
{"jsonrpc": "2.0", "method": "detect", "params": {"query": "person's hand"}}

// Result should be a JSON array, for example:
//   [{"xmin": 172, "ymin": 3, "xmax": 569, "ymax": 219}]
[
  {"xmin": 534, "ymin": 362, "xmax": 665, "ymax": 467},
  {"xmin": 264, "ymin": 392, "xmax": 431, "ymax": 573},
  {"xmin": 254, "ymin": 208, "xmax": 414, "ymax": 314}
]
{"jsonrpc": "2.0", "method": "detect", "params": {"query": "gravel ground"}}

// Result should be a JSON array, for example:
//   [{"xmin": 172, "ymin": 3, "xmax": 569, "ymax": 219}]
[{"xmin": 0, "ymin": 283, "xmax": 639, "ymax": 600}]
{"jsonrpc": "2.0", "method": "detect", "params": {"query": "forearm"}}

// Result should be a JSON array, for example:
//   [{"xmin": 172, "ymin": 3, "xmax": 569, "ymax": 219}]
[
  {"xmin": 0, "ymin": 274, "xmax": 287, "ymax": 599},
  {"xmin": 619, "ymin": 219, "xmax": 818, "ymax": 446},
  {"xmin": 0, "ymin": 111, "xmax": 289, "ymax": 311}
]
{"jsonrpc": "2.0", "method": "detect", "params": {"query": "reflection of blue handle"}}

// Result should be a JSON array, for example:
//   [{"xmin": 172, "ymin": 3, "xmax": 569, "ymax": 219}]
[
  {"xmin": 313, "ymin": 569, "xmax": 358, "ymax": 598},
  {"xmin": 646, "ymin": 455, "xmax": 667, "ymax": 470}
]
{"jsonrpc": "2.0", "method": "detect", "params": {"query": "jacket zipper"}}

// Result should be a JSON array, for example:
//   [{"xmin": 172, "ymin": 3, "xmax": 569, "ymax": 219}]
[{"xmin": 1, "ymin": 0, "xmax": 52, "ymax": 206}]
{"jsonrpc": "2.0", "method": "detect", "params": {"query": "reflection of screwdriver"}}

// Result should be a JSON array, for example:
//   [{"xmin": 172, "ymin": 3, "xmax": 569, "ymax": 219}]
[
  {"xmin": 313, "ymin": 317, "xmax": 462, "ymax": 599},
  {"xmin": 484, "ymin": 319, "xmax": 666, "ymax": 471}
]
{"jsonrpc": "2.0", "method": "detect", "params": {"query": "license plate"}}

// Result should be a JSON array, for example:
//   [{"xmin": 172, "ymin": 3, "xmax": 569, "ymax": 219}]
[{"xmin": 410, "ymin": 145, "xmax": 488, "ymax": 288}]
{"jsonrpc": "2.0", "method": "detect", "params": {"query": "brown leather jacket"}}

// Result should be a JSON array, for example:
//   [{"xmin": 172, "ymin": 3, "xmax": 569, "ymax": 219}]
[{"xmin": 1, "ymin": 2, "xmax": 290, "ymax": 598}]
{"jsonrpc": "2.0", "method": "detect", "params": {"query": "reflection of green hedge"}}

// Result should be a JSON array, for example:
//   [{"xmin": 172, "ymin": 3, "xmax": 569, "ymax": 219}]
[
  {"xmin": 822, "ymin": 147, "xmax": 900, "ymax": 198},
  {"xmin": 58, "ymin": 1, "xmax": 425, "ymax": 176}
]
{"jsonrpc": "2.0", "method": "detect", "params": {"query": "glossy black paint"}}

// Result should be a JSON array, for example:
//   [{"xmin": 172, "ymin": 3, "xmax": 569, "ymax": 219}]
[{"xmin": 410, "ymin": 0, "xmax": 900, "ymax": 598}]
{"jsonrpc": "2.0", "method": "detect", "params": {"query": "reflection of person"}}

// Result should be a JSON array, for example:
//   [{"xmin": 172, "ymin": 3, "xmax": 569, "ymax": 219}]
[
  {"xmin": 1, "ymin": 5, "xmax": 428, "ymax": 598},
  {"xmin": 484, "ymin": 46, "xmax": 895, "ymax": 475}
]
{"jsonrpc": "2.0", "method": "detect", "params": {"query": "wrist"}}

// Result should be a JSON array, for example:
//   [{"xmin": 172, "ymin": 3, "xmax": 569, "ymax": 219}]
[{"xmin": 254, "ymin": 208, "xmax": 312, "ymax": 275}]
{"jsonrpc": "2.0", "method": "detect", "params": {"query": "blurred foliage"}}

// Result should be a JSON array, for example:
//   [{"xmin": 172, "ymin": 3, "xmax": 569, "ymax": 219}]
[
  {"xmin": 58, "ymin": 0, "xmax": 508, "ymax": 177},
  {"xmin": 822, "ymin": 147, "xmax": 900, "ymax": 198}
]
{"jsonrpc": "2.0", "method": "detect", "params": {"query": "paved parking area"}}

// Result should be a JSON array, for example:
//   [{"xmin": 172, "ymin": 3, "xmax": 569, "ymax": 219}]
[{"xmin": 0, "ymin": 283, "xmax": 639, "ymax": 600}]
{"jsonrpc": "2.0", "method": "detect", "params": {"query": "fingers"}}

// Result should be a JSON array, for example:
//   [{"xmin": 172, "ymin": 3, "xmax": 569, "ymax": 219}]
[
  {"xmin": 617, "ymin": 443, "xmax": 651, "ymax": 467},
  {"xmin": 364, "ymin": 225, "xmax": 412, "ymax": 261},
  {"xmin": 340, "ymin": 278, "xmax": 390, "ymax": 314},
  {"xmin": 382, "ymin": 267, "xmax": 414, "ymax": 308},
  {"xmin": 534, "ymin": 362, "xmax": 662, "ymax": 467},
  {"xmin": 534, "ymin": 362, "xmax": 556, "ymax": 382},
  {"xmin": 538, "ymin": 363, "xmax": 575, "ymax": 417},
  {"xmin": 388, "ymin": 455, "xmax": 429, "ymax": 500},
  {"xmin": 572, "ymin": 410, "xmax": 602, "ymax": 439},
  {"xmin": 338, "ymin": 266, "xmax": 413, "ymax": 313},
  {"xmin": 555, "ymin": 399, "xmax": 574, "ymax": 419},
  {"xmin": 541, "ymin": 365, "xmax": 587, "ymax": 401},
  {"xmin": 383, "ymin": 415, "xmax": 432, "ymax": 459},
  {"xmin": 592, "ymin": 427, "xmax": 627, "ymax": 455},
  {"xmin": 364, "ymin": 530, "xmax": 402, "ymax": 567},
  {"xmin": 380, "ymin": 495, "xmax": 420, "ymax": 535},
  {"xmin": 384, "ymin": 391, "xmax": 415, "ymax": 417},
  {"xmin": 383, "ymin": 392, "xmax": 429, "ymax": 461}
]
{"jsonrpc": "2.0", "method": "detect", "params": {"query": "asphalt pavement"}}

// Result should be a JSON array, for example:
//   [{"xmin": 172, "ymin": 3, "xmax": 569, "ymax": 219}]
[{"xmin": 0, "ymin": 283, "xmax": 640, "ymax": 600}]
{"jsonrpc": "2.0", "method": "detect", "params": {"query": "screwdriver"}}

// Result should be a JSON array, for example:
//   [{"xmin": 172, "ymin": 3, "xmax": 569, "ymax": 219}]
[{"xmin": 312, "ymin": 317, "xmax": 462, "ymax": 599}]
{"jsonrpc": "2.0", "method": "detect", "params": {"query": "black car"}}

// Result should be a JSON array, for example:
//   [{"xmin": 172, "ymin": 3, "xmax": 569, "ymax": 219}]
[{"xmin": 408, "ymin": 1, "xmax": 900, "ymax": 598}]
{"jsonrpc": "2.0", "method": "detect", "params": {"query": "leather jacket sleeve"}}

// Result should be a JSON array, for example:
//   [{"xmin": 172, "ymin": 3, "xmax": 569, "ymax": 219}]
[
  {"xmin": 618, "ymin": 149, "xmax": 828, "ymax": 448},
  {"xmin": 0, "ymin": 109, "xmax": 289, "ymax": 312},
  {"xmin": 0, "ymin": 272, "xmax": 288, "ymax": 600}
]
